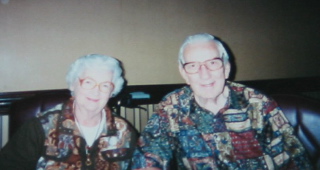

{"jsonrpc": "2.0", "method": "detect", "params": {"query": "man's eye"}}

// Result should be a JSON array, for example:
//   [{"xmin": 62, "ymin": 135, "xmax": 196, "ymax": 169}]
[
  {"xmin": 189, "ymin": 63, "xmax": 197, "ymax": 67},
  {"xmin": 208, "ymin": 61, "xmax": 216, "ymax": 65}
]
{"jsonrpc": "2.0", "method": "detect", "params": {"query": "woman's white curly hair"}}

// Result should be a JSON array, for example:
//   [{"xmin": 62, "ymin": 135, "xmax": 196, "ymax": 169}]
[{"xmin": 66, "ymin": 54, "xmax": 125, "ymax": 97}]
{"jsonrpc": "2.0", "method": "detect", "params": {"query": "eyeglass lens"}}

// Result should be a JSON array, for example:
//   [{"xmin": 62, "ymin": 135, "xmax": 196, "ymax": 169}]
[
  {"xmin": 79, "ymin": 78, "xmax": 113, "ymax": 93},
  {"xmin": 184, "ymin": 58, "xmax": 222, "ymax": 73}
]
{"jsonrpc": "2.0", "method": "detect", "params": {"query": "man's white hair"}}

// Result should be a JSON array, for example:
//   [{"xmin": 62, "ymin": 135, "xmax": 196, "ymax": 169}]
[{"xmin": 178, "ymin": 33, "xmax": 229, "ymax": 66}]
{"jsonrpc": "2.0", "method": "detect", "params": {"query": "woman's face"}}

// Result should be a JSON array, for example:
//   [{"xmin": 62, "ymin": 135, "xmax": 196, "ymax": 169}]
[{"xmin": 71, "ymin": 68, "xmax": 114, "ymax": 114}]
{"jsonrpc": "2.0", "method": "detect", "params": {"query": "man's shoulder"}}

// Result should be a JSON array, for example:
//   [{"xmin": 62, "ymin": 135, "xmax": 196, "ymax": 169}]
[
  {"xmin": 160, "ymin": 85, "xmax": 191, "ymax": 102},
  {"xmin": 228, "ymin": 81, "xmax": 271, "ymax": 102},
  {"xmin": 228, "ymin": 81, "xmax": 265, "ymax": 94},
  {"xmin": 228, "ymin": 81, "xmax": 254, "ymax": 91}
]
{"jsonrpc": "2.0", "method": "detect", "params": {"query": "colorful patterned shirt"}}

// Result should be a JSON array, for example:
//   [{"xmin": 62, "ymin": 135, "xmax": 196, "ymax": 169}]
[
  {"xmin": 0, "ymin": 99, "xmax": 138, "ymax": 170},
  {"xmin": 132, "ymin": 82, "xmax": 312, "ymax": 169}
]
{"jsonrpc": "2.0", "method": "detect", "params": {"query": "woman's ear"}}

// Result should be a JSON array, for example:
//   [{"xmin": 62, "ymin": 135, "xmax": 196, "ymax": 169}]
[{"xmin": 69, "ymin": 82, "xmax": 76, "ymax": 92}]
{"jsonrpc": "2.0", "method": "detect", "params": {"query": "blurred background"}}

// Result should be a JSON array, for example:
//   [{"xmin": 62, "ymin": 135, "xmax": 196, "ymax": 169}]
[{"xmin": 1, "ymin": 0, "xmax": 319, "ymax": 92}]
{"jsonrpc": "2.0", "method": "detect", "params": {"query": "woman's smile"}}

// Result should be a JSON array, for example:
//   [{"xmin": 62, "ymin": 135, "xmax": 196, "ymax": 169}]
[{"xmin": 87, "ymin": 97, "xmax": 100, "ymax": 102}]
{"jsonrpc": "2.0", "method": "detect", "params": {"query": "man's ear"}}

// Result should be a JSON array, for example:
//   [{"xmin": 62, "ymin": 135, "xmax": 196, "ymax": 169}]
[
  {"xmin": 179, "ymin": 66, "xmax": 190, "ymax": 85},
  {"xmin": 224, "ymin": 62, "xmax": 231, "ymax": 79}
]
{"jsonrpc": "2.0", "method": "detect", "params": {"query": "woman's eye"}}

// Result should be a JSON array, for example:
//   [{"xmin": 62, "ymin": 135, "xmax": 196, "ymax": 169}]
[
  {"xmin": 102, "ymin": 84, "xmax": 109, "ymax": 88},
  {"xmin": 85, "ymin": 80, "xmax": 93, "ymax": 84}
]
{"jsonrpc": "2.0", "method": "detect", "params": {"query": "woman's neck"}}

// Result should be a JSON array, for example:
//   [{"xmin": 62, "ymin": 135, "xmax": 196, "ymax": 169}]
[{"xmin": 74, "ymin": 106, "xmax": 103, "ymax": 127}]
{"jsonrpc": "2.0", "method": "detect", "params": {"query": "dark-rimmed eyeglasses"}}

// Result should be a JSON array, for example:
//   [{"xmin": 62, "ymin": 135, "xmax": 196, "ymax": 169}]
[
  {"xmin": 182, "ymin": 58, "xmax": 223, "ymax": 74},
  {"xmin": 79, "ymin": 78, "xmax": 114, "ymax": 93}
]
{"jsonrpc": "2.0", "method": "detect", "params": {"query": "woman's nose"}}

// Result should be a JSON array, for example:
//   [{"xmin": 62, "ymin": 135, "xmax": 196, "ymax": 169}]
[{"xmin": 91, "ymin": 85, "xmax": 101, "ymax": 94}]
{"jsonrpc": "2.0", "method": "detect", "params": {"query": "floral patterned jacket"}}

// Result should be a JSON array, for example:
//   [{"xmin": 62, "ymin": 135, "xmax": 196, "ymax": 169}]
[
  {"xmin": 132, "ymin": 82, "xmax": 312, "ymax": 170},
  {"xmin": 0, "ymin": 99, "xmax": 138, "ymax": 170}
]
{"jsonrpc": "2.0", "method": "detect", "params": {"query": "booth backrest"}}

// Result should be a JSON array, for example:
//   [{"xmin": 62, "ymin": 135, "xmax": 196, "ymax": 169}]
[
  {"xmin": 9, "ymin": 93, "xmax": 71, "ymax": 138},
  {"xmin": 271, "ymin": 94, "xmax": 320, "ymax": 168}
]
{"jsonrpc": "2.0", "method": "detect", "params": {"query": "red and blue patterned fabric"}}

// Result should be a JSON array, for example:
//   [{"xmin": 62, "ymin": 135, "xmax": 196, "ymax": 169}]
[
  {"xmin": 132, "ymin": 82, "xmax": 312, "ymax": 169},
  {"xmin": 0, "ymin": 99, "xmax": 137, "ymax": 170}
]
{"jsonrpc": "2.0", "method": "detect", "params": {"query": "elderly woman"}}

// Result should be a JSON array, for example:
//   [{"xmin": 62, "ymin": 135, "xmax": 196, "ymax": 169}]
[{"xmin": 0, "ymin": 54, "xmax": 138, "ymax": 169}]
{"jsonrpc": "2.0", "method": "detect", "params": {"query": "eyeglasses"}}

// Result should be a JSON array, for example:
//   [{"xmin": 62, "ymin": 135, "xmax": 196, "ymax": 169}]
[
  {"xmin": 183, "ymin": 58, "xmax": 223, "ymax": 74},
  {"xmin": 79, "ymin": 78, "xmax": 114, "ymax": 93}
]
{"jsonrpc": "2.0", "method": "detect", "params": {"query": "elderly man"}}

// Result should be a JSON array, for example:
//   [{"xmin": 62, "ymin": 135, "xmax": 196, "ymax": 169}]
[{"xmin": 132, "ymin": 33, "xmax": 312, "ymax": 169}]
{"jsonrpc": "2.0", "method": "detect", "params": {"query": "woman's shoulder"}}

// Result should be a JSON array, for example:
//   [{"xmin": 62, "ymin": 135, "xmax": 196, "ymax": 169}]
[
  {"xmin": 114, "ymin": 116, "xmax": 133, "ymax": 125},
  {"xmin": 113, "ymin": 115, "xmax": 139, "ymax": 138},
  {"xmin": 36, "ymin": 103, "xmax": 64, "ymax": 118}
]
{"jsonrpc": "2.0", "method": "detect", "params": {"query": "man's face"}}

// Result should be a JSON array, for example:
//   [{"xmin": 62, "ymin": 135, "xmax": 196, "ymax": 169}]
[{"xmin": 179, "ymin": 41, "xmax": 230, "ymax": 101}]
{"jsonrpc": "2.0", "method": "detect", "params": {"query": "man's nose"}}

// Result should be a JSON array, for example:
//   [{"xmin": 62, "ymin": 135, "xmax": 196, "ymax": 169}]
[{"xmin": 198, "ymin": 64, "xmax": 211, "ymax": 79}]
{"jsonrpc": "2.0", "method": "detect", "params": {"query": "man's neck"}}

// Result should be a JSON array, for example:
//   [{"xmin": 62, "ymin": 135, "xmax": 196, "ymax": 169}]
[{"xmin": 195, "ymin": 86, "xmax": 229, "ymax": 114}]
